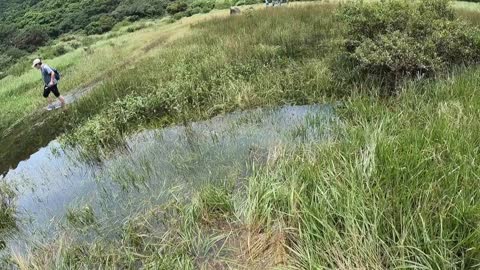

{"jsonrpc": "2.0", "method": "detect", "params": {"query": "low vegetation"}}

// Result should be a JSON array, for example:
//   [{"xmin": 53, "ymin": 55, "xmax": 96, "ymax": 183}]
[
  {"xmin": 0, "ymin": 0, "xmax": 267, "ymax": 76},
  {"xmin": 4, "ymin": 0, "xmax": 480, "ymax": 269},
  {"xmin": 0, "ymin": 182, "xmax": 16, "ymax": 241},
  {"xmin": 338, "ymin": 0, "xmax": 480, "ymax": 93},
  {"xmin": 63, "ymin": 4, "xmax": 338, "ymax": 157}
]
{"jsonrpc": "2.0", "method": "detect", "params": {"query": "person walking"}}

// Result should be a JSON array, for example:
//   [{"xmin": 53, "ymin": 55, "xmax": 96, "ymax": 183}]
[{"xmin": 32, "ymin": 59, "xmax": 65, "ymax": 110}]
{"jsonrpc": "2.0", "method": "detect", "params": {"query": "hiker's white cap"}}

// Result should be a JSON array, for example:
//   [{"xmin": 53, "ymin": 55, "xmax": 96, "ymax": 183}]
[{"xmin": 32, "ymin": 59, "xmax": 41, "ymax": 68}]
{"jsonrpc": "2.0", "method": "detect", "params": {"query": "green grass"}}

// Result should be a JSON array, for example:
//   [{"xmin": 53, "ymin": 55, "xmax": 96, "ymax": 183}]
[
  {"xmin": 12, "ymin": 64, "xmax": 480, "ymax": 267},
  {"xmin": 63, "ymin": 4, "xmax": 339, "ymax": 157},
  {"xmin": 0, "ymin": 11, "xmax": 221, "ymax": 173},
  {"xmin": 0, "ymin": 182, "xmax": 16, "ymax": 240},
  {"xmin": 5, "ymin": 1, "xmax": 480, "ymax": 269}
]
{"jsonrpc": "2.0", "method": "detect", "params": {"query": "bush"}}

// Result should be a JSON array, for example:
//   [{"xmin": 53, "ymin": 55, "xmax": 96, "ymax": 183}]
[
  {"xmin": 191, "ymin": 0, "xmax": 215, "ymax": 10},
  {"xmin": 113, "ymin": 0, "xmax": 166, "ymax": 18},
  {"xmin": 70, "ymin": 41, "xmax": 82, "ymax": 49},
  {"xmin": 166, "ymin": 2, "xmax": 188, "ymax": 14},
  {"xmin": 85, "ymin": 15, "xmax": 117, "ymax": 35},
  {"xmin": 111, "ymin": 20, "xmax": 131, "ymax": 32},
  {"xmin": 52, "ymin": 45, "xmax": 69, "ymax": 56},
  {"xmin": 13, "ymin": 26, "xmax": 50, "ymax": 52},
  {"xmin": 164, "ymin": 17, "xmax": 176, "ymax": 24},
  {"xmin": 38, "ymin": 45, "xmax": 69, "ymax": 59},
  {"xmin": 189, "ymin": 7, "xmax": 203, "ymax": 15},
  {"xmin": 4, "ymin": 47, "xmax": 27, "ymax": 60},
  {"xmin": 338, "ymin": 0, "xmax": 480, "ymax": 93},
  {"xmin": 201, "ymin": 6, "xmax": 213, "ymax": 13},
  {"xmin": 125, "ymin": 23, "xmax": 147, "ymax": 33},
  {"xmin": 173, "ymin": 11, "xmax": 188, "ymax": 20},
  {"xmin": 7, "ymin": 59, "xmax": 31, "ymax": 77}
]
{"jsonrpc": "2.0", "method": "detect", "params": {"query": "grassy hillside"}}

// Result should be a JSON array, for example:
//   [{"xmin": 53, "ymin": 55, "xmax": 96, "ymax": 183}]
[
  {"xmin": 0, "ymin": 0, "xmax": 261, "ymax": 76},
  {"xmin": 3, "ymin": 0, "xmax": 480, "ymax": 268}
]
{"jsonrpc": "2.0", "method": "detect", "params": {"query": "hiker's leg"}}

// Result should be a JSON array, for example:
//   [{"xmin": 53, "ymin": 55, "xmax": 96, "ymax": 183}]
[
  {"xmin": 59, "ymin": 95, "xmax": 66, "ymax": 106},
  {"xmin": 43, "ymin": 86, "xmax": 52, "ymax": 106},
  {"xmin": 51, "ymin": 85, "xmax": 65, "ymax": 106}
]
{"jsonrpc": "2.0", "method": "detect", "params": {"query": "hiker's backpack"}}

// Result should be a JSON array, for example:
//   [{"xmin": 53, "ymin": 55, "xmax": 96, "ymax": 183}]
[{"xmin": 52, "ymin": 68, "xmax": 61, "ymax": 81}]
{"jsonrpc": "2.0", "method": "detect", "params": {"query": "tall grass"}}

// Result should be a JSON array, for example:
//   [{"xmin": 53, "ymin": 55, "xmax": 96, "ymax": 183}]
[
  {"xmin": 64, "ymin": 5, "xmax": 339, "ymax": 156},
  {"xmin": 0, "ymin": 14, "xmax": 207, "ymax": 174},
  {"xmin": 0, "ymin": 181, "xmax": 16, "ymax": 238},
  {"xmin": 6, "ymin": 2, "xmax": 480, "ymax": 269},
  {"xmin": 13, "ymin": 65, "xmax": 480, "ymax": 268}
]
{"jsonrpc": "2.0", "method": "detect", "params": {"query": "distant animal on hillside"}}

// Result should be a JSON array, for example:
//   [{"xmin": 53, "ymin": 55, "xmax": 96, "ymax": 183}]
[{"xmin": 230, "ymin": 7, "xmax": 241, "ymax": 15}]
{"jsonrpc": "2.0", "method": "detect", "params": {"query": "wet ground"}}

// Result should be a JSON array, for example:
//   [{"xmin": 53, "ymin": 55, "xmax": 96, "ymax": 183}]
[
  {"xmin": 0, "ymin": 82, "xmax": 101, "ymax": 176},
  {"xmin": 1, "ymin": 104, "xmax": 336, "ymax": 257}
]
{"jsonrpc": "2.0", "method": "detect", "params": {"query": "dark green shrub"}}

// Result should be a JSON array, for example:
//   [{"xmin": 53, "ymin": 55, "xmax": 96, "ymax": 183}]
[
  {"xmin": 125, "ymin": 23, "xmax": 147, "ymax": 33},
  {"xmin": 190, "ymin": 7, "xmax": 203, "ymax": 15},
  {"xmin": 0, "ymin": 54, "xmax": 12, "ymax": 69},
  {"xmin": 191, "ymin": 0, "xmax": 215, "ymax": 10},
  {"xmin": 165, "ymin": 17, "xmax": 176, "ymax": 23},
  {"xmin": 7, "ymin": 58, "xmax": 31, "ymax": 76},
  {"xmin": 338, "ymin": 0, "xmax": 480, "ymax": 93},
  {"xmin": 53, "ymin": 45, "xmax": 69, "ymax": 57},
  {"xmin": 70, "ymin": 41, "xmax": 82, "ymax": 49},
  {"xmin": 201, "ymin": 6, "xmax": 213, "ymax": 13},
  {"xmin": 113, "ymin": 0, "xmax": 166, "ymax": 18},
  {"xmin": 166, "ymin": 2, "xmax": 188, "ymax": 14},
  {"xmin": 112, "ymin": 20, "xmax": 131, "ymax": 31},
  {"xmin": 13, "ymin": 26, "xmax": 50, "ymax": 52},
  {"xmin": 59, "ymin": 35, "xmax": 76, "ymax": 42},
  {"xmin": 4, "ymin": 47, "xmax": 27, "ymax": 60},
  {"xmin": 0, "ymin": 25, "xmax": 15, "ymax": 46},
  {"xmin": 38, "ymin": 45, "xmax": 69, "ymax": 59},
  {"xmin": 85, "ymin": 15, "xmax": 117, "ymax": 35},
  {"xmin": 173, "ymin": 11, "xmax": 188, "ymax": 20}
]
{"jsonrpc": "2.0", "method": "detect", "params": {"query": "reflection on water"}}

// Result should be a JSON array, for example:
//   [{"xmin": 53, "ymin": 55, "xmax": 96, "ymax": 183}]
[{"xmin": 2, "ymin": 104, "xmax": 336, "ymax": 255}]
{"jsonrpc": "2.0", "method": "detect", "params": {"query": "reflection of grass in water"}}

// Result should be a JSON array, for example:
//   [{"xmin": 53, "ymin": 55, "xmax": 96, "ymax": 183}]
[
  {"xmin": 0, "ymin": 182, "xmax": 16, "ymax": 241},
  {"xmin": 66, "ymin": 205, "xmax": 96, "ymax": 230}
]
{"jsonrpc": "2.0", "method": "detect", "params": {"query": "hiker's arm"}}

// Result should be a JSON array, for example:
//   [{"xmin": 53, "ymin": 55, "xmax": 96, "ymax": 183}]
[{"xmin": 49, "ymin": 72, "xmax": 55, "ymax": 86}]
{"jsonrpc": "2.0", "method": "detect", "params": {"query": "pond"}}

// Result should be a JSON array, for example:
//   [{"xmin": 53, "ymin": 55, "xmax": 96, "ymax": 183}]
[{"xmin": 1, "ymin": 104, "xmax": 336, "ymax": 259}]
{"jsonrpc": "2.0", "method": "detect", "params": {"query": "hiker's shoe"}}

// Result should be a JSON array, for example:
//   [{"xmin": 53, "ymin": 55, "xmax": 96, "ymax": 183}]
[{"xmin": 46, "ymin": 104, "xmax": 55, "ymax": 111}]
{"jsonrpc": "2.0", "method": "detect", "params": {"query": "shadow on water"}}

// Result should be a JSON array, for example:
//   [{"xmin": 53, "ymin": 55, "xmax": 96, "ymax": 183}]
[{"xmin": 1, "ymin": 104, "xmax": 337, "ymax": 259}]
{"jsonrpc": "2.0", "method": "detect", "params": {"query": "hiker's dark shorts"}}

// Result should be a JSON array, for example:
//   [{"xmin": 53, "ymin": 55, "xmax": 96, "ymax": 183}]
[{"xmin": 43, "ymin": 84, "xmax": 60, "ymax": 98}]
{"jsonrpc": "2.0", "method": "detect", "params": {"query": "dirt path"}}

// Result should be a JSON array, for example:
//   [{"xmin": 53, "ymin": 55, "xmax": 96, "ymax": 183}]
[{"xmin": 49, "ymin": 81, "xmax": 100, "ymax": 108}]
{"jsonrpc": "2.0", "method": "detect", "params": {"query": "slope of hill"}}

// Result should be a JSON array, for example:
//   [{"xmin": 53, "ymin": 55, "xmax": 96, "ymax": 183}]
[{"xmin": 0, "ymin": 0, "xmax": 250, "ymax": 75}]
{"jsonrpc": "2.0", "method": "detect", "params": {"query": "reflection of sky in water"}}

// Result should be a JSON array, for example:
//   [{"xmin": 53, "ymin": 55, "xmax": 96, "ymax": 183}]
[{"xmin": 2, "ymin": 104, "xmax": 335, "ymax": 254}]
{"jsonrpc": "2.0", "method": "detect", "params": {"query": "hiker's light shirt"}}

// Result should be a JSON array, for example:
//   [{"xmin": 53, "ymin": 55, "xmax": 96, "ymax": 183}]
[{"xmin": 41, "ymin": 64, "xmax": 57, "ymax": 85}]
